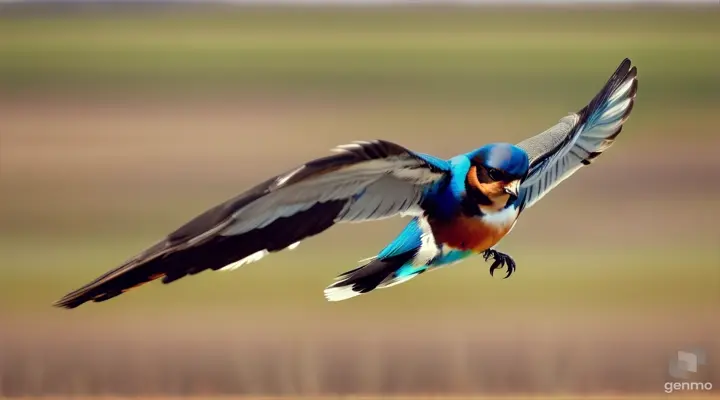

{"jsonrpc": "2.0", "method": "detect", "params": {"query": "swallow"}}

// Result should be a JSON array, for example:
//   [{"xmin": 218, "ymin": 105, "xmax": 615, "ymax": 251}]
[{"xmin": 54, "ymin": 58, "xmax": 638, "ymax": 308}]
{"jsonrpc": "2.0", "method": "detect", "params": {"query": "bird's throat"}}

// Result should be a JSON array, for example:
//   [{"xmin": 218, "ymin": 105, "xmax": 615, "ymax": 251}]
[
  {"xmin": 479, "ymin": 194, "xmax": 511, "ymax": 214},
  {"xmin": 464, "ymin": 186, "xmax": 510, "ymax": 215}
]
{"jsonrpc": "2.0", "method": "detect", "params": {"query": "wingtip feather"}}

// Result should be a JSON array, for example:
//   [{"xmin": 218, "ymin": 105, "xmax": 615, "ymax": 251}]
[{"xmin": 52, "ymin": 289, "xmax": 96, "ymax": 309}]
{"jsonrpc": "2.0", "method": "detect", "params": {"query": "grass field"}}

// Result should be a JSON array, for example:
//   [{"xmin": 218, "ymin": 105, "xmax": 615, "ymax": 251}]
[
  {"xmin": 1, "ymin": 7, "xmax": 719, "ymax": 106},
  {"xmin": 1, "ymin": 5, "xmax": 718, "ymax": 398}
]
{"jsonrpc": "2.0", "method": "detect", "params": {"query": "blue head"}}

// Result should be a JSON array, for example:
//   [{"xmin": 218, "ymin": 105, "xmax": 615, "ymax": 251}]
[{"xmin": 466, "ymin": 143, "xmax": 530, "ymax": 208}]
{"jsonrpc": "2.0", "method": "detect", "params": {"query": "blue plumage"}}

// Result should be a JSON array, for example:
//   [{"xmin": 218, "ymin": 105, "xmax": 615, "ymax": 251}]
[
  {"xmin": 377, "ymin": 218, "xmax": 424, "ymax": 259},
  {"xmin": 467, "ymin": 143, "xmax": 530, "ymax": 178},
  {"xmin": 54, "ymin": 59, "xmax": 637, "ymax": 309}
]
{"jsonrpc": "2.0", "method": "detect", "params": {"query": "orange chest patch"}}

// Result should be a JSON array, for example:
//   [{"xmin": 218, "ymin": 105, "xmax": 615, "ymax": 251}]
[{"xmin": 430, "ymin": 210, "xmax": 517, "ymax": 252}]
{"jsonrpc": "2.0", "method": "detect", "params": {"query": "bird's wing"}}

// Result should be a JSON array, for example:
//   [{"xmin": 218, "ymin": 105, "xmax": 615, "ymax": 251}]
[
  {"xmin": 54, "ymin": 140, "xmax": 451, "ymax": 308},
  {"xmin": 516, "ymin": 58, "xmax": 638, "ymax": 212}
]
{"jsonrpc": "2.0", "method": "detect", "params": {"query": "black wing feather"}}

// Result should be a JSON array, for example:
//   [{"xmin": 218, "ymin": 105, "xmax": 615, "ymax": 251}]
[
  {"xmin": 53, "ymin": 140, "xmax": 424, "ymax": 309},
  {"xmin": 54, "ymin": 201, "xmax": 346, "ymax": 309}
]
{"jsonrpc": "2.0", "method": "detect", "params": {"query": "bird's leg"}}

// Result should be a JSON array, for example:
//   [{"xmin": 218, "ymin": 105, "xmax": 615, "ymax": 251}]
[{"xmin": 482, "ymin": 248, "xmax": 516, "ymax": 279}]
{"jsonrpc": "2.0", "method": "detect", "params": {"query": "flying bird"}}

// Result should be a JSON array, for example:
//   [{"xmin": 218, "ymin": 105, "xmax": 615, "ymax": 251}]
[{"xmin": 54, "ymin": 58, "xmax": 638, "ymax": 308}]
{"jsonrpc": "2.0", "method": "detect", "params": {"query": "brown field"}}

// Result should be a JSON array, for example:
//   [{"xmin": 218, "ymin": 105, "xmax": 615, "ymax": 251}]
[
  {"xmin": 12, "ymin": 395, "xmax": 720, "ymax": 400},
  {"xmin": 6, "ymin": 397, "xmax": 720, "ymax": 400}
]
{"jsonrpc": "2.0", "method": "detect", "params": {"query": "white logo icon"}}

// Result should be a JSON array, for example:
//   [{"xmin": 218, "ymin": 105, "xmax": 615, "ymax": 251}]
[{"xmin": 669, "ymin": 349, "xmax": 707, "ymax": 380}]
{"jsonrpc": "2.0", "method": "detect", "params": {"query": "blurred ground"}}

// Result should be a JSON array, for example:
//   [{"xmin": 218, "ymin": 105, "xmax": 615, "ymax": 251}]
[
  {"xmin": 7, "ymin": 397, "xmax": 720, "ymax": 400},
  {"xmin": 0, "ymin": 5, "xmax": 719, "ymax": 398},
  {"xmin": 5, "ymin": 397, "xmax": 720, "ymax": 400}
]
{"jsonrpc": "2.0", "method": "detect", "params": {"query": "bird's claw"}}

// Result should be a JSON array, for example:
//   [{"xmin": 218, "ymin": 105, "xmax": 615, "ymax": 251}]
[{"xmin": 482, "ymin": 249, "xmax": 516, "ymax": 279}]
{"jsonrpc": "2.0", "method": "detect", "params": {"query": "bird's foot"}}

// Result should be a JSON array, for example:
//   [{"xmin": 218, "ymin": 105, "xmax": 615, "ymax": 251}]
[{"xmin": 482, "ymin": 249, "xmax": 516, "ymax": 279}]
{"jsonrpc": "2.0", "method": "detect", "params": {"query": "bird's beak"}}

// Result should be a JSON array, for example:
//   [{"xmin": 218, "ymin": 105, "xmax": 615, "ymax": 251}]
[{"xmin": 504, "ymin": 180, "xmax": 520, "ymax": 201}]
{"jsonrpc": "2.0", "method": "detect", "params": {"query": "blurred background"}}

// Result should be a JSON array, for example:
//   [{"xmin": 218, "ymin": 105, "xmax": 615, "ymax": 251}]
[{"xmin": 0, "ymin": 0, "xmax": 718, "ymax": 398}]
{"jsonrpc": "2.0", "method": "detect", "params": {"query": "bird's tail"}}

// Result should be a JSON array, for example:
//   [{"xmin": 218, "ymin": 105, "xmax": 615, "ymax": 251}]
[
  {"xmin": 324, "ymin": 217, "xmax": 433, "ymax": 301},
  {"xmin": 323, "ymin": 251, "xmax": 421, "ymax": 302}
]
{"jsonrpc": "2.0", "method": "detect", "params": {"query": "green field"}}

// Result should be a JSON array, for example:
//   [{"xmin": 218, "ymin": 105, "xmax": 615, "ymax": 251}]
[
  {"xmin": 1, "ymin": 8, "xmax": 719, "ymax": 106},
  {"xmin": 0, "ymin": 6, "xmax": 718, "ymax": 397}
]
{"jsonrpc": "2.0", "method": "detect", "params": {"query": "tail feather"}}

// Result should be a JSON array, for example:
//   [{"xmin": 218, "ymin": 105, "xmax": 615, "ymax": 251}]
[
  {"xmin": 376, "ymin": 268, "xmax": 425, "ymax": 289},
  {"xmin": 323, "ymin": 251, "xmax": 416, "ymax": 302}
]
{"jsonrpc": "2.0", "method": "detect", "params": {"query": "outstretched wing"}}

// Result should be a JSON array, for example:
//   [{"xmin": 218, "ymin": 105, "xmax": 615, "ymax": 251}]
[
  {"xmin": 516, "ymin": 58, "xmax": 638, "ymax": 211},
  {"xmin": 54, "ymin": 140, "xmax": 450, "ymax": 308}
]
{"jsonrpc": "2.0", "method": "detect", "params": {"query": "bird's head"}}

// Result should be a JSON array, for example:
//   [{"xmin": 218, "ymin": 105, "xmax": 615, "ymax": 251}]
[{"xmin": 466, "ymin": 143, "xmax": 529, "ymax": 210}]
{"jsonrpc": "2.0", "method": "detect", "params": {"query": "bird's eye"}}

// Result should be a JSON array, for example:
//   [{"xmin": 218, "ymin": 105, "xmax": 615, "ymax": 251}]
[{"xmin": 487, "ymin": 168, "xmax": 503, "ymax": 181}]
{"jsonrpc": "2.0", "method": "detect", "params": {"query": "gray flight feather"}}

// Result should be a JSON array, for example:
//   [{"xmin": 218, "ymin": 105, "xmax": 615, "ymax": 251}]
[{"xmin": 517, "ymin": 58, "xmax": 638, "ymax": 211}]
